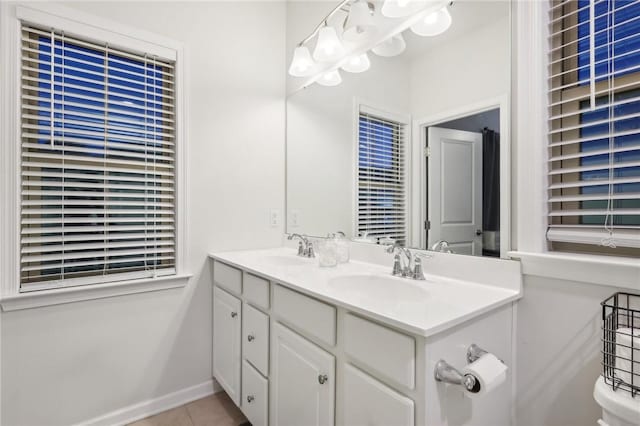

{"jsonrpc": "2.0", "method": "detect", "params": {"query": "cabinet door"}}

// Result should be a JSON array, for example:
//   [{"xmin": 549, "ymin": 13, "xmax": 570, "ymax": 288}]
[
  {"xmin": 343, "ymin": 364, "xmax": 414, "ymax": 426},
  {"xmin": 272, "ymin": 322, "xmax": 335, "ymax": 426},
  {"xmin": 213, "ymin": 286, "xmax": 242, "ymax": 405}
]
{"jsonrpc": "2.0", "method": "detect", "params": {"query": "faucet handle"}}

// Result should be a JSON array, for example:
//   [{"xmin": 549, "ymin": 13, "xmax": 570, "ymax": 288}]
[
  {"xmin": 412, "ymin": 256, "xmax": 426, "ymax": 280},
  {"xmin": 305, "ymin": 242, "xmax": 315, "ymax": 258},
  {"xmin": 297, "ymin": 241, "xmax": 304, "ymax": 256},
  {"xmin": 392, "ymin": 253, "xmax": 403, "ymax": 276}
]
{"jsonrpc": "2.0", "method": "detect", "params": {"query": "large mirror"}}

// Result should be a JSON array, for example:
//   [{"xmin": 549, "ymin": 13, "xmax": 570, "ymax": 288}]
[{"xmin": 286, "ymin": 0, "xmax": 511, "ymax": 258}]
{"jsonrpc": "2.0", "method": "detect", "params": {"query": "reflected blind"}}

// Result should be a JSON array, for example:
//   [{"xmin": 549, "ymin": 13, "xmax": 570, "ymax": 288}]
[
  {"xmin": 547, "ymin": 0, "xmax": 640, "ymax": 250},
  {"xmin": 20, "ymin": 24, "xmax": 177, "ymax": 291},
  {"xmin": 357, "ymin": 111, "xmax": 406, "ymax": 244}
]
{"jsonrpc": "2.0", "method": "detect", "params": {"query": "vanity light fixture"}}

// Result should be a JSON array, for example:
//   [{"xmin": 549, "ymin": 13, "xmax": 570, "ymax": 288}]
[
  {"xmin": 381, "ymin": 0, "xmax": 428, "ymax": 18},
  {"xmin": 317, "ymin": 69, "xmax": 343, "ymax": 86},
  {"xmin": 343, "ymin": 0, "xmax": 377, "ymax": 42},
  {"xmin": 289, "ymin": 45, "xmax": 316, "ymax": 77},
  {"xmin": 342, "ymin": 52, "xmax": 371, "ymax": 73},
  {"xmin": 410, "ymin": 5, "xmax": 452, "ymax": 36},
  {"xmin": 313, "ymin": 25, "xmax": 346, "ymax": 62},
  {"xmin": 288, "ymin": 0, "xmax": 454, "ymax": 86},
  {"xmin": 371, "ymin": 33, "xmax": 406, "ymax": 57}
]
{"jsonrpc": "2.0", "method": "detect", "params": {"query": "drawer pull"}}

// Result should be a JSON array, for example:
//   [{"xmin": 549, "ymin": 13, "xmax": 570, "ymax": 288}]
[
  {"xmin": 230, "ymin": 312, "xmax": 238, "ymax": 318},
  {"xmin": 318, "ymin": 374, "xmax": 328, "ymax": 385},
  {"xmin": 247, "ymin": 395, "xmax": 255, "ymax": 403},
  {"xmin": 247, "ymin": 334, "xmax": 255, "ymax": 342}
]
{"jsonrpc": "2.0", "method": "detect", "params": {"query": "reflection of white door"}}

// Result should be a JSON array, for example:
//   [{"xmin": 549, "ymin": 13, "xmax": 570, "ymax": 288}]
[{"xmin": 427, "ymin": 127, "xmax": 483, "ymax": 256}]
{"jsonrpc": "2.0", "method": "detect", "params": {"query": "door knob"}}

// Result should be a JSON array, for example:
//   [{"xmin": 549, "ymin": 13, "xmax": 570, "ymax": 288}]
[
  {"xmin": 230, "ymin": 312, "xmax": 237, "ymax": 318},
  {"xmin": 246, "ymin": 395, "xmax": 254, "ymax": 403},
  {"xmin": 475, "ymin": 230, "xmax": 483, "ymax": 236},
  {"xmin": 247, "ymin": 334, "xmax": 255, "ymax": 342},
  {"xmin": 318, "ymin": 374, "xmax": 328, "ymax": 385}
]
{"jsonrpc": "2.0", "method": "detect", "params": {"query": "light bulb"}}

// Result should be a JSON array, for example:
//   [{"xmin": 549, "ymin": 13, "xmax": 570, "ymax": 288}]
[
  {"xmin": 343, "ymin": 0, "xmax": 377, "ymax": 42},
  {"xmin": 341, "ymin": 53, "xmax": 371, "ymax": 73},
  {"xmin": 288, "ymin": 46, "xmax": 315, "ymax": 77},
  {"xmin": 381, "ymin": 0, "xmax": 427, "ymax": 18},
  {"xmin": 371, "ymin": 33, "xmax": 406, "ymax": 57},
  {"xmin": 313, "ymin": 26, "xmax": 345, "ymax": 62},
  {"xmin": 410, "ymin": 7, "xmax": 452, "ymax": 37},
  {"xmin": 317, "ymin": 69, "xmax": 342, "ymax": 86}
]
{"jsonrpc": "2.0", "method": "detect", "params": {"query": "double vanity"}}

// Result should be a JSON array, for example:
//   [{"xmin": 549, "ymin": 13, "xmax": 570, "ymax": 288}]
[{"xmin": 210, "ymin": 246, "xmax": 521, "ymax": 426}]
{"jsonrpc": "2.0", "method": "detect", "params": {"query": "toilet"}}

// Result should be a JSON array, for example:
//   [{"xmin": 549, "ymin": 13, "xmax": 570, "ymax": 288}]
[{"xmin": 593, "ymin": 376, "xmax": 640, "ymax": 426}]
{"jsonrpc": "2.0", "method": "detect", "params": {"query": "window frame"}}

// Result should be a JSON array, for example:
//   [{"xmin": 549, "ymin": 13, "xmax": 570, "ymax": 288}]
[
  {"xmin": 511, "ymin": 0, "xmax": 639, "ymax": 289},
  {"xmin": 548, "ymin": 0, "xmax": 640, "ymax": 255},
  {"xmin": 0, "ymin": 3, "xmax": 190, "ymax": 309}
]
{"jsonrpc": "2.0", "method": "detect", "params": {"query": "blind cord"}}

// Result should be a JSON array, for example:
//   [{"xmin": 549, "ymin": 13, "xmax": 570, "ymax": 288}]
[
  {"xmin": 61, "ymin": 31, "xmax": 66, "ymax": 280},
  {"xmin": 601, "ymin": 0, "xmax": 616, "ymax": 248},
  {"xmin": 102, "ymin": 44, "xmax": 109, "ymax": 275},
  {"xmin": 144, "ymin": 53, "xmax": 150, "ymax": 274}
]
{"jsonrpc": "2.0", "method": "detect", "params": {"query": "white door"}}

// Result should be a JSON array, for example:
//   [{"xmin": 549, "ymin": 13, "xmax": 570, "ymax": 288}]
[
  {"xmin": 271, "ymin": 322, "xmax": 335, "ymax": 426},
  {"xmin": 213, "ymin": 286, "xmax": 242, "ymax": 405},
  {"xmin": 427, "ymin": 127, "xmax": 483, "ymax": 256}
]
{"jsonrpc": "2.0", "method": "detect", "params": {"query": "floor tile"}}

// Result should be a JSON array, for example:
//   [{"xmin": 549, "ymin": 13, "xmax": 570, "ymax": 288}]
[
  {"xmin": 128, "ymin": 406, "xmax": 193, "ymax": 426},
  {"xmin": 185, "ymin": 392, "xmax": 247, "ymax": 426}
]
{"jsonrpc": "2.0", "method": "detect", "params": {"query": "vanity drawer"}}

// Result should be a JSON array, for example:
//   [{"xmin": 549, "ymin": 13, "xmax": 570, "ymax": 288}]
[
  {"xmin": 244, "ymin": 272, "xmax": 270, "ymax": 309},
  {"xmin": 344, "ymin": 313, "xmax": 415, "ymax": 389},
  {"xmin": 243, "ymin": 302, "xmax": 269, "ymax": 376},
  {"xmin": 242, "ymin": 360, "xmax": 268, "ymax": 426},
  {"xmin": 273, "ymin": 284, "xmax": 336, "ymax": 346},
  {"xmin": 214, "ymin": 261, "xmax": 242, "ymax": 295},
  {"xmin": 343, "ymin": 364, "xmax": 414, "ymax": 426}
]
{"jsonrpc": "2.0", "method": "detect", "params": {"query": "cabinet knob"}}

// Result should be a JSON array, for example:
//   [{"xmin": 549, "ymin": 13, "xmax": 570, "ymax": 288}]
[
  {"xmin": 230, "ymin": 312, "xmax": 237, "ymax": 318},
  {"xmin": 318, "ymin": 374, "xmax": 328, "ymax": 385},
  {"xmin": 247, "ymin": 334, "xmax": 255, "ymax": 342},
  {"xmin": 247, "ymin": 395, "xmax": 254, "ymax": 403}
]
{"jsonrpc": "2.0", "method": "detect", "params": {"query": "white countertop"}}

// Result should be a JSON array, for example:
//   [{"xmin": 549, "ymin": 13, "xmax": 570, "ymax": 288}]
[{"xmin": 209, "ymin": 247, "xmax": 521, "ymax": 338}]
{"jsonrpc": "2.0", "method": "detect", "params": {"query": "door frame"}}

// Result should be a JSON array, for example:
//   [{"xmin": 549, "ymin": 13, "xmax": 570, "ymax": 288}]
[{"xmin": 411, "ymin": 95, "xmax": 511, "ymax": 258}]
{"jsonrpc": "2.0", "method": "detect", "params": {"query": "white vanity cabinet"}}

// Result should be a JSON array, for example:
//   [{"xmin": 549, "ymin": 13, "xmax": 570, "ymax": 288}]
[{"xmin": 211, "ymin": 256, "xmax": 515, "ymax": 426}]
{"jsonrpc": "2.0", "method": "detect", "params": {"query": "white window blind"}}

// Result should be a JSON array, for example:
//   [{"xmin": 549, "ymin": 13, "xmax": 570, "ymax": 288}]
[
  {"xmin": 357, "ymin": 110, "xmax": 407, "ymax": 244},
  {"xmin": 547, "ymin": 0, "xmax": 640, "ymax": 250},
  {"xmin": 20, "ymin": 23, "xmax": 177, "ymax": 291}
]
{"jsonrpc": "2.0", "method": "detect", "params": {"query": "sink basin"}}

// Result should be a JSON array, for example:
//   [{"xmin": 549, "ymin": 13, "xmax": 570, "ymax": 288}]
[
  {"xmin": 328, "ymin": 274, "xmax": 431, "ymax": 308},
  {"xmin": 263, "ymin": 255, "xmax": 311, "ymax": 267}
]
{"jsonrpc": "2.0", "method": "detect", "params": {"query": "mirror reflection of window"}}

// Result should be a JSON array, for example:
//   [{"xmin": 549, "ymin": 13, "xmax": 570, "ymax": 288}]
[{"xmin": 357, "ymin": 110, "xmax": 408, "ymax": 245}]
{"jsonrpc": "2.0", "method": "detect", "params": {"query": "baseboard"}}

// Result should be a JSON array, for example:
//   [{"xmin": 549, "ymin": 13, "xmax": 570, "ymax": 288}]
[{"xmin": 77, "ymin": 379, "xmax": 223, "ymax": 426}]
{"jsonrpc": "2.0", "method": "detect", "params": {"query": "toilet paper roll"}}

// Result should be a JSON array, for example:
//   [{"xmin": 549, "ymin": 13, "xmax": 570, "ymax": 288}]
[
  {"xmin": 615, "ymin": 328, "xmax": 640, "ymax": 387},
  {"xmin": 461, "ymin": 353, "xmax": 507, "ymax": 397}
]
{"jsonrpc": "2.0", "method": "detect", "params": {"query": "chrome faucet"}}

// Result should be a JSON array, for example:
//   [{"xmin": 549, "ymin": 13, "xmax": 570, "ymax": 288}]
[
  {"xmin": 288, "ymin": 233, "xmax": 315, "ymax": 258},
  {"xmin": 385, "ymin": 243, "xmax": 425, "ymax": 280}
]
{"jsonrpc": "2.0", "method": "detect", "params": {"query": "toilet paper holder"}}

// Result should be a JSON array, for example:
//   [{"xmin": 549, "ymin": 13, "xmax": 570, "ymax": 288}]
[{"xmin": 433, "ymin": 344, "xmax": 497, "ymax": 393}]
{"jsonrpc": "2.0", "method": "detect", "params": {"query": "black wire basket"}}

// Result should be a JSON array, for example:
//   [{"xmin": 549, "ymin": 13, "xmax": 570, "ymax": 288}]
[{"xmin": 601, "ymin": 292, "xmax": 640, "ymax": 397}]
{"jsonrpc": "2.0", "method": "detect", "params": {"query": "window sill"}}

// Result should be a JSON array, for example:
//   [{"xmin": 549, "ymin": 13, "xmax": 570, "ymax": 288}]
[
  {"xmin": 0, "ymin": 274, "xmax": 192, "ymax": 312},
  {"xmin": 508, "ymin": 251, "xmax": 639, "ymax": 290}
]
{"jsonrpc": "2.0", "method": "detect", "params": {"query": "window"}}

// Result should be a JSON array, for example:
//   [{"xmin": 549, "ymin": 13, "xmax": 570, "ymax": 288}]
[
  {"xmin": 20, "ymin": 23, "xmax": 177, "ymax": 291},
  {"xmin": 547, "ymin": 0, "xmax": 640, "ymax": 254},
  {"xmin": 357, "ymin": 109, "xmax": 407, "ymax": 244}
]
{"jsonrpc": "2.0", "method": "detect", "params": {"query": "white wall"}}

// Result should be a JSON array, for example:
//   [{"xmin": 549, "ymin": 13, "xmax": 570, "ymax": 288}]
[
  {"xmin": 0, "ymin": 2, "xmax": 285, "ymax": 425},
  {"xmin": 515, "ymin": 276, "xmax": 630, "ymax": 426},
  {"xmin": 409, "ymin": 14, "xmax": 510, "ymax": 119}
]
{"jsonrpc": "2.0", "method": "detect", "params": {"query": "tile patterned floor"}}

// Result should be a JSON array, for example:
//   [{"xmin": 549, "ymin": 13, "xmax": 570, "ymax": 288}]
[{"xmin": 128, "ymin": 392, "xmax": 248, "ymax": 426}]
